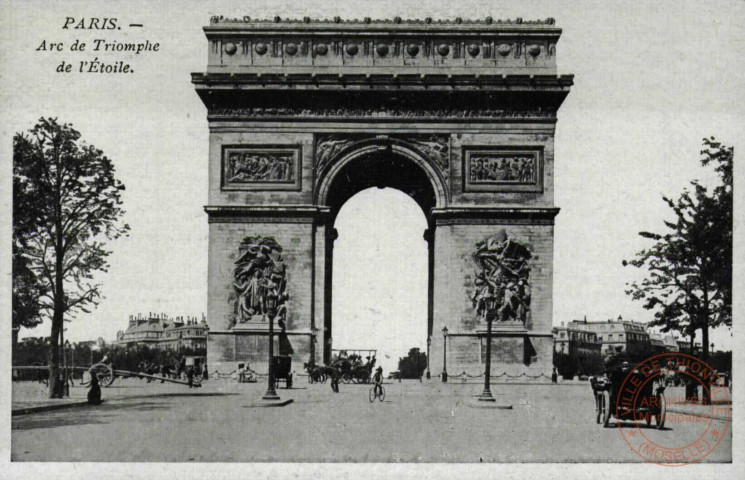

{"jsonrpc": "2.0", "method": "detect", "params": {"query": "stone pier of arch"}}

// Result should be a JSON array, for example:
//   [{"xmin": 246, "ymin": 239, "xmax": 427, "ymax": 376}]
[{"xmin": 192, "ymin": 16, "xmax": 573, "ymax": 378}]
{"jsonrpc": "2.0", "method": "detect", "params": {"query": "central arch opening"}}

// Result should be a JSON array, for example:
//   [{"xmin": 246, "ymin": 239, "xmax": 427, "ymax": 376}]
[
  {"xmin": 332, "ymin": 188, "xmax": 428, "ymax": 373},
  {"xmin": 322, "ymin": 147, "xmax": 442, "ymax": 375}
]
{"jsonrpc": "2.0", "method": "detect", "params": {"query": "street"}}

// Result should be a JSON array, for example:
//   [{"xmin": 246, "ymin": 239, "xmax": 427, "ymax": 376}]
[{"xmin": 11, "ymin": 378, "xmax": 732, "ymax": 463}]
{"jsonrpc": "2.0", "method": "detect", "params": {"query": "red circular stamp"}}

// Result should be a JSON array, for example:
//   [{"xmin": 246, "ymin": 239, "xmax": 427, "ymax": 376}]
[{"xmin": 612, "ymin": 353, "xmax": 730, "ymax": 466}]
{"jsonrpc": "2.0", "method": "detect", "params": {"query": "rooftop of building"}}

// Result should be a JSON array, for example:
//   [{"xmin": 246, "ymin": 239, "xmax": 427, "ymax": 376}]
[
  {"xmin": 123, "ymin": 314, "xmax": 208, "ymax": 335},
  {"xmin": 567, "ymin": 317, "xmax": 649, "ymax": 333}
]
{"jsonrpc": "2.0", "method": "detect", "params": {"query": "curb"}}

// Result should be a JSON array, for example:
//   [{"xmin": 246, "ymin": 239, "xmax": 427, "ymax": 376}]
[{"xmin": 12, "ymin": 400, "xmax": 91, "ymax": 416}]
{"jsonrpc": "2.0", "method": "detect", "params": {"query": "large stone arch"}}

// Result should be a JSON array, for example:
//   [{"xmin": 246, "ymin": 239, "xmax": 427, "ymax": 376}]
[
  {"xmin": 193, "ymin": 15, "xmax": 573, "ymax": 379},
  {"xmin": 315, "ymin": 138, "xmax": 450, "ymax": 215},
  {"xmin": 313, "ymin": 139, "xmax": 447, "ymax": 364}
]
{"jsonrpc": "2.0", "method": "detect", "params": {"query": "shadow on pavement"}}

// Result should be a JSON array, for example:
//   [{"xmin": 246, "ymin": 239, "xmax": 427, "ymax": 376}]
[
  {"xmin": 614, "ymin": 422, "xmax": 673, "ymax": 431},
  {"xmin": 12, "ymin": 402, "xmax": 170, "ymax": 431},
  {"xmin": 114, "ymin": 392, "xmax": 240, "ymax": 401}
]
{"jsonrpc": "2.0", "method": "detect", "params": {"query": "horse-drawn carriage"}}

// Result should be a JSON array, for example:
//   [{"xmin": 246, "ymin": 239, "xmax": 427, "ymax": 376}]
[
  {"xmin": 591, "ymin": 362, "xmax": 667, "ymax": 429},
  {"xmin": 304, "ymin": 349, "xmax": 377, "ymax": 384},
  {"xmin": 272, "ymin": 355, "xmax": 293, "ymax": 389}
]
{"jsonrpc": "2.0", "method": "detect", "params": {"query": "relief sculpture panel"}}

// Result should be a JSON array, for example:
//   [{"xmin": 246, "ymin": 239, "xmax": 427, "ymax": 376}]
[
  {"xmin": 222, "ymin": 145, "xmax": 302, "ymax": 191},
  {"xmin": 462, "ymin": 147, "xmax": 543, "ymax": 193}
]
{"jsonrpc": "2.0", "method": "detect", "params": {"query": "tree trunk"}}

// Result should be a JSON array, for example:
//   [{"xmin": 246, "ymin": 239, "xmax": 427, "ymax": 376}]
[
  {"xmin": 49, "ymin": 219, "xmax": 65, "ymax": 398},
  {"xmin": 685, "ymin": 329, "xmax": 698, "ymax": 403},
  {"xmin": 48, "ymin": 316, "xmax": 61, "ymax": 398},
  {"xmin": 701, "ymin": 324, "xmax": 711, "ymax": 405}
]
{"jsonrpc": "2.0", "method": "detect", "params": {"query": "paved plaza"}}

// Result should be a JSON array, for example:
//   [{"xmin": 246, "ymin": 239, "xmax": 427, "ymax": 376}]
[{"xmin": 11, "ymin": 378, "xmax": 731, "ymax": 463}]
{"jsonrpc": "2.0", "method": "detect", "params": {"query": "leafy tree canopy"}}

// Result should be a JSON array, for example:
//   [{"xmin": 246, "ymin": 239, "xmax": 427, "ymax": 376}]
[{"xmin": 623, "ymin": 137, "xmax": 732, "ymax": 359}]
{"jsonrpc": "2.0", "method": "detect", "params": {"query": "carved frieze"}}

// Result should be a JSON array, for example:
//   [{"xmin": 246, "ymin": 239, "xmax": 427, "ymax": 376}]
[
  {"xmin": 314, "ymin": 136, "xmax": 358, "ymax": 174},
  {"xmin": 462, "ymin": 146, "xmax": 543, "ymax": 193},
  {"xmin": 210, "ymin": 107, "xmax": 557, "ymax": 120},
  {"xmin": 206, "ymin": 17, "xmax": 560, "ymax": 68},
  {"xmin": 222, "ymin": 145, "xmax": 301, "ymax": 191},
  {"xmin": 314, "ymin": 134, "xmax": 450, "ymax": 176},
  {"xmin": 403, "ymin": 134, "xmax": 450, "ymax": 171}
]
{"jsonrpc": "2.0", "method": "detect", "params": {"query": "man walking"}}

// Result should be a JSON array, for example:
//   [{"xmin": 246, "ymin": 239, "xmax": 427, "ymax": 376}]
[{"xmin": 330, "ymin": 365, "xmax": 340, "ymax": 393}]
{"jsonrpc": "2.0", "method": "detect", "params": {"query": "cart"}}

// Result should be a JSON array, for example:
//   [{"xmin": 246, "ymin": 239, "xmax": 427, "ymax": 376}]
[
  {"xmin": 591, "ymin": 365, "xmax": 667, "ymax": 429},
  {"xmin": 183, "ymin": 356, "xmax": 207, "ymax": 382},
  {"xmin": 272, "ymin": 355, "xmax": 293, "ymax": 389}
]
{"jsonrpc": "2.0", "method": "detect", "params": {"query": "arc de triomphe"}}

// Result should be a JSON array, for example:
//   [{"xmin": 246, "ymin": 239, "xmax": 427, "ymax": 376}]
[{"xmin": 192, "ymin": 16, "xmax": 573, "ymax": 378}]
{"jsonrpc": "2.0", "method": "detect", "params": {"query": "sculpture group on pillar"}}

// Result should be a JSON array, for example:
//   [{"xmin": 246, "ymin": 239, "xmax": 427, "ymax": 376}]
[
  {"xmin": 471, "ymin": 229, "xmax": 532, "ymax": 325},
  {"xmin": 232, "ymin": 236, "xmax": 289, "ymax": 328}
]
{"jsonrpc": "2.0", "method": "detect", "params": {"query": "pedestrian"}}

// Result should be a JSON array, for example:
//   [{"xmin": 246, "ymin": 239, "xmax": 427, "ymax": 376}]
[
  {"xmin": 186, "ymin": 365, "xmax": 195, "ymax": 388},
  {"xmin": 551, "ymin": 367, "xmax": 558, "ymax": 384},
  {"xmin": 330, "ymin": 365, "xmax": 340, "ymax": 393},
  {"xmin": 87, "ymin": 371, "xmax": 102, "ymax": 405}
]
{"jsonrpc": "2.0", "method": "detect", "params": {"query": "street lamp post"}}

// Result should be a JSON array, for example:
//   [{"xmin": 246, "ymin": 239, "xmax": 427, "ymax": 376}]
[
  {"xmin": 441, "ymin": 326, "xmax": 448, "ymax": 382},
  {"xmin": 479, "ymin": 308, "xmax": 496, "ymax": 402},
  {"xmin": 263, "ymin": 293, "xmax": 281, "ymax": 401},
  {"xmin": 426, "ymin": 336, "xmax": 431, "ymax": 379}
]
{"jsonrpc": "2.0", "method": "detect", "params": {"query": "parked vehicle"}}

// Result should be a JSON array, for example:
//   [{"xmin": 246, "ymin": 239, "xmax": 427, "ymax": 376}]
[
  {"xmin": 591, "ymin": 364, "xmax": 666, "ymax": 429},
  {"xmin": 272, "ymin": 355, "xmax": 293, "ymax": 389}
]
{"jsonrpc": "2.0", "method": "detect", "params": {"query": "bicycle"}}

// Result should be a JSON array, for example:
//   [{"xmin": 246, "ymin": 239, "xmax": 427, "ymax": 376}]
[{"xmin": 369, "ymin": 384, "xmax": 385, "ymax": 402}]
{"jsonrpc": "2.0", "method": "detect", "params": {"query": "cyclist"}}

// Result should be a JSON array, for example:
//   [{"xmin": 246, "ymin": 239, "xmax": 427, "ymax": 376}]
[{"xmin": 372, "ymin": 366, "xmax": 384, "ymax": 397}]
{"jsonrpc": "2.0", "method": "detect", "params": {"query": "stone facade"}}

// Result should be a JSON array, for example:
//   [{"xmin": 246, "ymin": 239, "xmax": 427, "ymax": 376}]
[
  {"xmin": 116, "ymin": 313, "xmax": 208, "ymax": 351},
  {"xmin": 193, "ymin": 16, "xmax": 573, "ymax": 376}
]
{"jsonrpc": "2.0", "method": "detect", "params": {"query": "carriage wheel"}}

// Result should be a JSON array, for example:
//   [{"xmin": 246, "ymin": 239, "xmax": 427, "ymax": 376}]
[
  {"xmin": 342, "ymin": 373, "xmax": 351, "ymax": 384},
  {"xmin": 654, "ymin": 393, "xmax": 666, "ymax": 429},
  {"xmin": 90, "ymin": 363, "xmax": 115, "ymax": 388},
  {"xmin": 602, "ymin": 391, "xmax": 612, "ymax": 427}
]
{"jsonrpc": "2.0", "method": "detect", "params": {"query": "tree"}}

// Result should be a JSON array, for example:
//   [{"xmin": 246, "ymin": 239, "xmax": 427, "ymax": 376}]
[
  {"xmin": 623, "ymin": 137, "xmax": 732, "ymax": 362},
  {"xmin": 13, "ymin": 118, "xmax": 129, "ymax": 398},
  {"xmin": 397, "ymin": 347, "xmax": 427, "ymax": 379}
]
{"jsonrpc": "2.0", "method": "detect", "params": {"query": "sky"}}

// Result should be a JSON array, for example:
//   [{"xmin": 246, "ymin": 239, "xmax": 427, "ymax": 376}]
[{"xmin": 1, "ymin": 1, "xmax": 743, "ymax": 374}]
